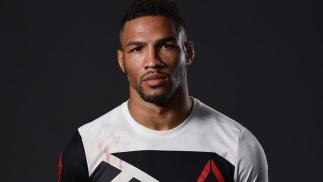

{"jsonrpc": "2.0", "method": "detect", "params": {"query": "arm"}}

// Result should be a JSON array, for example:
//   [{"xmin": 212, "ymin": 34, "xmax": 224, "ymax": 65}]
[{"xmin": 57, "ymin": 132, "xmax": 90, "ymax": 182}]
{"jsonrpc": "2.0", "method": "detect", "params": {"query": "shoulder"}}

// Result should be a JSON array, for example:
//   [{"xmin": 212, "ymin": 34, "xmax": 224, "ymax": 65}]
[
  {"xmin": 193, "ymin": 98, "xmax": 268, "ymax": 181},
  {"xmin": 234, "ymin": 128, "xmax": 268, "ymax": 181},
  {"xmin": 193, "ymin": 98, "xmax": 245, "ymax": 135},
  {"xmin": 78, "ymin": 101, "xmax": 127, "ymax": 138},
  {"xmin": 189, "ymin": 98, "xmax": 247, "ymax": 164}
]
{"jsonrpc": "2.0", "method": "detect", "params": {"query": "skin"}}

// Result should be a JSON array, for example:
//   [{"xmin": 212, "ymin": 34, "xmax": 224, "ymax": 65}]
[{"xmin": 118, "ymin": 16, "xmax": 195, "ymax": 131}]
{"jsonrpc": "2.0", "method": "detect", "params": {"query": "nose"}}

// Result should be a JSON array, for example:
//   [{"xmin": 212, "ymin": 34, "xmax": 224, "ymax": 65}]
[{"xmin": 144, "ymin": 46, "xmax": 164, "ymax": 70}]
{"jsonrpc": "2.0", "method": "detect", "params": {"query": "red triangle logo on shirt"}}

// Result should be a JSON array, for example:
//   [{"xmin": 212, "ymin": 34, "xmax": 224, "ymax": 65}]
[{"xmin": 196, "ymin": 160, "xmax": 225, "ymax": 182}]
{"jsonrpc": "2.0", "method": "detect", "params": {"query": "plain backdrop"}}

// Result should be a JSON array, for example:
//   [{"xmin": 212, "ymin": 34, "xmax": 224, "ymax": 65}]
[{"xmin": 2, "ymin": 0, "xmax": 322, "ymax": 181}]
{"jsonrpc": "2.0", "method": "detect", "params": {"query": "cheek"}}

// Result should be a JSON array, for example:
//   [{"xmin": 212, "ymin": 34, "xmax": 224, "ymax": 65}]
[
  {"xmin": 123, "ymin": 56, "xmax": 143, "ymax": 83},
  {"xmin": 162, "ymin": 49, "xmax": 185, "ymax": 68},
  {"xmin": 169, "ymin": 62, "xmax": 187, "ymax": 86},
  {"xmin": 168, "ymin": 53, "xmax": 186, "ymax": 73},
  {"xmin": 174, "ymin": 64, "xmax": 186, "ymax": 78}
]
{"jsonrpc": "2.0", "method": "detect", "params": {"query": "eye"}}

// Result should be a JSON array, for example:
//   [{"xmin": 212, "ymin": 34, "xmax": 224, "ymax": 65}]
[
  {"xmin": 129, "ymin": 46, "xmax": 143, "ymax": 53},
  {"xmin": 162, "ymin": 42, "xmax": 175, "ymax": 49}
]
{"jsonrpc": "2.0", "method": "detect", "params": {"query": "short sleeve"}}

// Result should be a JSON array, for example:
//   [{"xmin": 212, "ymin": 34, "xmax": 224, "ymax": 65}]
[
  {"xmin": 57, "ymin": 131, "xmax": 90, "ymax": 182},
  {"xmin": 234, "ymin": 129, "xmax": 269, "ymax": 182}
]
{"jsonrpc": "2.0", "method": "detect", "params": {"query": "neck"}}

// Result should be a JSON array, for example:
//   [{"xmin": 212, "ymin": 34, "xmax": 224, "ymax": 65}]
[{"xmin": 128, "ymin": 84, "xmax": 193, "ymax": 131}]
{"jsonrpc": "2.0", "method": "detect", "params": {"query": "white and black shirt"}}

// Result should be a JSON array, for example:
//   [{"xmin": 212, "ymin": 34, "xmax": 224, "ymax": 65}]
[{"xmin": 58, "ymin": 98, "xmax": 268, "ymax": 182}]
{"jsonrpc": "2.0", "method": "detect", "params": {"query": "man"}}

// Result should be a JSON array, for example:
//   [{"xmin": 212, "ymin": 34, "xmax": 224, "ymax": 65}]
[{"xmin": 57, "ymin": 0, "xmax": 268, "ymax": 181}]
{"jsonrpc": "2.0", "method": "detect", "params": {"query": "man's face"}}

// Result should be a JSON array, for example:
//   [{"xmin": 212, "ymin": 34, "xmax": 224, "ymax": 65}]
[{"xmin": 118, "ymin": 16, "xmax": 192, "ymax": 105}]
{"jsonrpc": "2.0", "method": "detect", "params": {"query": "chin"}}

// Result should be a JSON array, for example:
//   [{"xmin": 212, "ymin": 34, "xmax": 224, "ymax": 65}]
[
  {"xmin": 137, "ymin": 82, "xmax": 176, "ymax": 105},
  {"xmin": 140, "ymin": 91, "xmax": 174, "ymax": 105}
]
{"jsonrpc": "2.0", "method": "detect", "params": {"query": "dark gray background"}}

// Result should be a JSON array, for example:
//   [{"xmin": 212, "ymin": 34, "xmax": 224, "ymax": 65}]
[{"xmin": 2, "ymin": 0, "xmax": 322, "ymax": 181}]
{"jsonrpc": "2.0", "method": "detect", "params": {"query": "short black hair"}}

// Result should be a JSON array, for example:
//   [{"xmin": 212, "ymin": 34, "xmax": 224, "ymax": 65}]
[{"xmin": 120, "ymin": 0, "xmax": 187, "ymax": 33}]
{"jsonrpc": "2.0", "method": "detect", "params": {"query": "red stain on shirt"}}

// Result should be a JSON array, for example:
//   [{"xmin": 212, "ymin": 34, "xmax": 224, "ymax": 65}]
[{"xmin": 57, "ymin": 152, "xmax": 63, "ymax": 182}]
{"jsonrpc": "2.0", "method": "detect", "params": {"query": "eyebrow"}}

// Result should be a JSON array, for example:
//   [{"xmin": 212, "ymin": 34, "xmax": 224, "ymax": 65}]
[
  {"xmin": 124, "ymin": 36, "xmax": 178, "ymax": 49},
  {"xmin": 124, "ymin": 41, "xmax": 146, "ymax": 49},
  {"xmin": 157, "ymin": 37, "xmax": 178, "ymax": 45},
  {"xmin": 156, "ymin": 37, "xmax": 180, "ymax": 50}
]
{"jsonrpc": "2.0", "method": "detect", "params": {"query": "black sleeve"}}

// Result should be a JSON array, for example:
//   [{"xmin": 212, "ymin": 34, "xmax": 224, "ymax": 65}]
[{"xmin": 57, "ymin": 131, "xmax": 90, "ymax": 182}]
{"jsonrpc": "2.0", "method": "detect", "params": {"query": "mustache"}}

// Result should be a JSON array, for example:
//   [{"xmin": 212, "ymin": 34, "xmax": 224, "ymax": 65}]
[{"xmin": 141, "ymin": 71, "xmax": 169, "ymax": 81}]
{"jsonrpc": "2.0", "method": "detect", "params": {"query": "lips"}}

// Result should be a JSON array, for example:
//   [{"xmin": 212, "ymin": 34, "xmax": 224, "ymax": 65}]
[{"xmin": 142, "ymin": 73, "xmax": 168, "ymax": 87}]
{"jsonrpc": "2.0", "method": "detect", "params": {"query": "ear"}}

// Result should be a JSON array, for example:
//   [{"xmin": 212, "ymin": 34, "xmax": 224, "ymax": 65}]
[
  {"xmin": 117, "ymin": 49, "xmax": 125, "ymax": 73},
  {"xmin": 184, "ymin": 40, "xmax": 195, "ymax": 65}
]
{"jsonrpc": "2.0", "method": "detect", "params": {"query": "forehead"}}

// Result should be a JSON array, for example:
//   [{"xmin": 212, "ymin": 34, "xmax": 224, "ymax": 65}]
[{"xmin": 120, "ymin": 16, "xmax": 179, "ymax": 45}]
